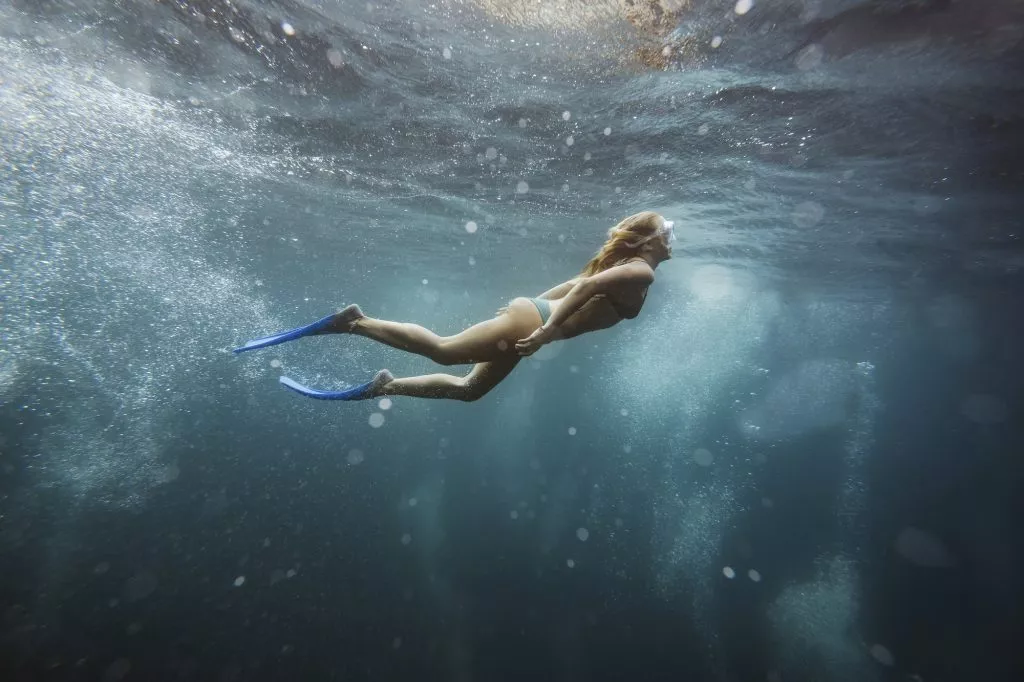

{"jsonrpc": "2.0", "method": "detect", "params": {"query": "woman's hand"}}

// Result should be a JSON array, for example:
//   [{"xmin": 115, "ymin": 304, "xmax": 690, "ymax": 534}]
[{"xmin": 515, "ymin": 326, "xmax": 553, "ymax": 356}]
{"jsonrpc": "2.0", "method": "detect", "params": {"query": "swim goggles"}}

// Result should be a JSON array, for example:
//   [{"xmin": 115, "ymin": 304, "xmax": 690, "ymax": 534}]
[{"xmin": 625, "ymin": 219, "xmax": 675, "ymax": 248}]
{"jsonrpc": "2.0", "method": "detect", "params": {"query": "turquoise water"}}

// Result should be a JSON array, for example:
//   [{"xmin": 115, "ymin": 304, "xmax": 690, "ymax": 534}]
[{"xmin": 1, "ymin": 1, "xmax": 1022, "ymax": 680}]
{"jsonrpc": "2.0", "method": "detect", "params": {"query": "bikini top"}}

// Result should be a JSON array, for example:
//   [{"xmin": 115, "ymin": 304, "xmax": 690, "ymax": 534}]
[{"xmin": 592, "ymin": 258, "xmax": 651, "ymax": 320}]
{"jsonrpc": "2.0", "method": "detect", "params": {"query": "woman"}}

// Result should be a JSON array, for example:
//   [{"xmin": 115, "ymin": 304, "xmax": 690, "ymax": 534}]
[{"xmin": 234, "ymin": 211, "xmax": 675, "ymax": 401}]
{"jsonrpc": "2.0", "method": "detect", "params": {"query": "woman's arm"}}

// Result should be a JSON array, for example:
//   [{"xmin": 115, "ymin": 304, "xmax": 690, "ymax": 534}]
[
  {"xmin": 537, "ymin": 278, "xmax": 580, "ymax": 301},
  {"xmin": 515, "ymin": 262, "xmax": 653, "ymax": 356},
  {"xmin": 543, "ymin": 264, "xmax": 652, "ymax": 334}
]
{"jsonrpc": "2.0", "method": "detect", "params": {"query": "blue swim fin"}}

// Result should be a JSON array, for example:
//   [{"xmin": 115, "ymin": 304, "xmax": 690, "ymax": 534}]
[
  {"xmin": 233, "ymin": 305, "xmax": 364, "ymax": 354},
  {"xmin": 278, "ymin": 369, "xmax": 393, "ymax": 401}
]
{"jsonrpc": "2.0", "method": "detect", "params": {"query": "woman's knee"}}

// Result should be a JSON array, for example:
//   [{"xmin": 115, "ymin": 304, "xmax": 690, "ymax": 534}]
[
  {"xmin": 430, "ymin": 344, "xmax": 460, "ymax": 366},
  {"xmin": 459, "ymin": 380, "xmax": 489, "ymax": 402}
]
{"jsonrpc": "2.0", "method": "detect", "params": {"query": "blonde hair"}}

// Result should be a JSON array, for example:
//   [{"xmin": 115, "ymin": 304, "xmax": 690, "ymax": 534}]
[{"xmin": 579, "ymin": 211, "xmax": 664, "ymax": 276}]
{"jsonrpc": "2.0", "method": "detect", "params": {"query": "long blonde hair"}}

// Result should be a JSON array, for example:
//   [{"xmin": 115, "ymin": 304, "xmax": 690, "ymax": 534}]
[{"xmin": 579, "ymin": 211, "xmax": 663, "ymax": 276}]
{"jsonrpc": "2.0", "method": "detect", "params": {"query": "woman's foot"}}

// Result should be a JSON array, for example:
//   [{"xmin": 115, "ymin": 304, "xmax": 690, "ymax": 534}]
[
  {"xmin": 365, "ymin": 369, "xmax": 394, "ymax": 398},
  {"xmin": 317, "ymin": 304, "xmax": 365, "ymax": 334}
]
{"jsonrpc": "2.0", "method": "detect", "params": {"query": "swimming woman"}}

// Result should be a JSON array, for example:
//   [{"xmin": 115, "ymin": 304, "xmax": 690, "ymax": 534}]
[{"xmin": 234, "ymin": 211, "xmax": 675, "ymax": 401}]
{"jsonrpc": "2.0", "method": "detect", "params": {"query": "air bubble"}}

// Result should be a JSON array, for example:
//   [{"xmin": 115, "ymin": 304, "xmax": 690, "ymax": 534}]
[
  {"xmin": 465, "ymin": 220, "xmax": 478, "ymax": 233},
  {"xmin": 894, "ymin": 527, "xmax": 956, "ymax": 567},
  {"xmin": 576, "ymin": 527, "xmax": 589, "ymax": 542},
  {"xmin": 369, "ymin": 413, "xmax": 385, "ymax": 428},
  {"xmin": 233, "ymin": 575, "xmax": 245, "ymax": 587},
  {"xmin": 960, "ymin": 394, "xmax": 1008, "ymax": 424},
  {"xmin": 734, "ymin": 0, "xmax": 754, "ymax": 15},
  {"xmin": 869, "ymin": 643, "xmax": 894, "ymax": 666},
  {"xmin": 516, "ymin": 181, "xmax": 529, "ymax": 194},
  {"xmin": 723, "ymin": 566, "xmax": 735, "ymax": 579},
  {"xmin": 103, "ymin": 659, "xmax": 132, "ymax": 682},
  {"xmin": 562, "ymin": 111, "xmax": 571, "ymax": 121},
  {"xmin": 693, "ymin": 448, "xmax": 714, "ymax": 467},
  {"xmin": 281, "ymin": 22, "xmax": 296, "ymax": 37},
  {"xmin": 795, "ymin": 44, "xmax": 824, "ymax": 71},
  {"xmin": 442, "ymin": 47, "xmax": 452, "ymax": 60},
  {"xmin": 123, "ymin": 572, "xmax": 158, "ymax": 602},
  {"xmin": 792, "ymin": 201, "xmax": 825, "ymax": 228}
]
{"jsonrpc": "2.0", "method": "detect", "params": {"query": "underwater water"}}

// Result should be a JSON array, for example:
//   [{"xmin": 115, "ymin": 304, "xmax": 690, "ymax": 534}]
[{"xmin": 1, "ymin": 0, "xmax": 1022, "ymax": 680}]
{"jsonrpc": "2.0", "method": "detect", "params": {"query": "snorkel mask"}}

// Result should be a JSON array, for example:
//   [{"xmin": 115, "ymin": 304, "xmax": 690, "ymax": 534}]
[
  {"xmin": 622, "ymin": 217, "xmax": 676, "ymax": 249},
  {"xmin": 661, "ymin": 220, "xmax": 676, "ymax": 242}
]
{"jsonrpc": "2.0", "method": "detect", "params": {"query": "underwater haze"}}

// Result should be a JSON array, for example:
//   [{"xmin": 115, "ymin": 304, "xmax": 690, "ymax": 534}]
[{"xmin": 1, "ymin": 0, "xmax": 1022, "ymax": 680}]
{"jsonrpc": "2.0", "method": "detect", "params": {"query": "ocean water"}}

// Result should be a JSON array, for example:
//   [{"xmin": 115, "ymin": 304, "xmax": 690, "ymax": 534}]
[{"xmin": 1, "ymin": 0, "xmax": 1022, "ymax": 680}]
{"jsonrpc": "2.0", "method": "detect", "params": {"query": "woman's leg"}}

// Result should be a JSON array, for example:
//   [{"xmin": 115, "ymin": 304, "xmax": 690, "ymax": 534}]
[
  {"xmin": 351, "ymin": 299, "xmax": 539, "ymax": 366},
  {"xmin": 377, "ymin": 355, "xmax": 521, "ymax": 402}
]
